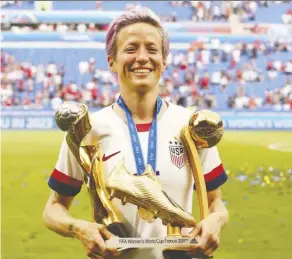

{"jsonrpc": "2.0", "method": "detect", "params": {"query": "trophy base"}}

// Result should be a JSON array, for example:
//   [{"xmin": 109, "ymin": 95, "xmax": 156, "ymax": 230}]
[
  {"xmin": 107, "ymin": 222, "xmax": 129, "ymax": 238},
  {"xmin": 163, "ymin": 250, "xmax": 192, "ymax": 259},
  {"xmin": 106, "ymin": 222, "xmax": 135, "ymax": 253},
  {"xmin": 163, "ymin": 250, "xmax": 213, "ymax": 259}
]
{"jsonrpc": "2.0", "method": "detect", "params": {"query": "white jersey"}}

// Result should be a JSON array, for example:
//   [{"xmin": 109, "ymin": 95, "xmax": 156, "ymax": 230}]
[{"xmin": 48, "ymin": 102, "xmax": 227, "ymax": 259}]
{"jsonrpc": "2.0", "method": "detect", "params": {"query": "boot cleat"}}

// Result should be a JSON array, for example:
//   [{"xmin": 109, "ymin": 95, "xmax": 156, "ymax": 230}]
[{"xmin": 107, "ymin": 160, "xmax": 196, "ymax": 228}]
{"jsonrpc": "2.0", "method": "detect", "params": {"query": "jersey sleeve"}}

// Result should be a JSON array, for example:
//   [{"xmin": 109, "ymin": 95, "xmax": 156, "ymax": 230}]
[
  {"xmin": 48, "ymin": 136, "xmax": 84, "ymax": 196},
  {"xmin": 194, "ymin": 146, "xmax": 228, "ymax": 191}
]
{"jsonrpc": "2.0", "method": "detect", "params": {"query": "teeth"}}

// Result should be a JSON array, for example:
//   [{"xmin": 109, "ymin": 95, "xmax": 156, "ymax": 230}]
[{"xmin": 133, "ymin": 69, "xmax": 151, "ymax": 73}]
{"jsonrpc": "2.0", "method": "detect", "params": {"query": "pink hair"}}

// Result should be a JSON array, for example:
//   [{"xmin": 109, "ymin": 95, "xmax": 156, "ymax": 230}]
[{"xmin": 106, "ymin": 6, "xmax": 169, "ymax": 60}]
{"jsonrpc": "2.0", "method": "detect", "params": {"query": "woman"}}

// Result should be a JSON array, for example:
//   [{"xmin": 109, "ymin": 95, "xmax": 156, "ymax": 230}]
[{"xmin": 43, "ymin": 7, "xmax": 229, "ymax": 259}]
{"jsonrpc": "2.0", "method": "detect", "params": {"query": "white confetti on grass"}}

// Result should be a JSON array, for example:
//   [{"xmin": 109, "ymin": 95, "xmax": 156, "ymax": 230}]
[{"xmin": 268, "ymin": 143, "xmax": 292, "ymax": 153}]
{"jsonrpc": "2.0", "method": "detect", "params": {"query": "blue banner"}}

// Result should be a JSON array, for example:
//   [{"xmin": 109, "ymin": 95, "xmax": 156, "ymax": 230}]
[
  {"xmin": 220, "ymin": 112, "xmax": 292, "ymax": 130},
  {"xmin": 1, "ymin": 110, "xmax": 292, "ymax": 130},
  {"xmin": 1, "ymin": 111, "xmax": 57, "ymax": 130}
]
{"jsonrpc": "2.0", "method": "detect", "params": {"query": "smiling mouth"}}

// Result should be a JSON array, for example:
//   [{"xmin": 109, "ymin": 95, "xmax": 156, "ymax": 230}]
[{"xmin": 131, "ymin": 68, "xmax": 153, "ymax": 74}]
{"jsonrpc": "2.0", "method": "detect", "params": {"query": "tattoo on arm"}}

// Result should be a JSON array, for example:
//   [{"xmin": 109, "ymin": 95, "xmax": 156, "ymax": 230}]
[{"xmin": 69, "ymin": 223, "xmax": 74, "ymax": 233}]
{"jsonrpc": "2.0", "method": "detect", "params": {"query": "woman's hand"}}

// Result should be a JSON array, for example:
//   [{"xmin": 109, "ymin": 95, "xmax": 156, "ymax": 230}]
[
  {"xmin": 75, "ymin": 220, "xmax": 120, "ymax": 259},
  {"xmin": 184, "ymin": 213, "xmax": 223, "ymax": 258}
]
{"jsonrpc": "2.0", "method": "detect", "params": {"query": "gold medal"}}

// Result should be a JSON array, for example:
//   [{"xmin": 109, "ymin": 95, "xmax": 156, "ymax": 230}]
[{"xmin": 138, "ymin": 207, "xmax": 155, "ymax": 223}]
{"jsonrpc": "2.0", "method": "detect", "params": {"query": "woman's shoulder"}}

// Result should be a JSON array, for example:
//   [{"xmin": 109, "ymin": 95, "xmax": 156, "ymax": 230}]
[
  {"xmin": 81, "ymin": 105, "xmax": 118, "ymax": 145},
  {"xmin": 167, "ymin": 102, "xmax": 194, "ymax": 117},
  {"xmin": 89, "ymin": 105, "xmax": 115, "ymax": 122}
]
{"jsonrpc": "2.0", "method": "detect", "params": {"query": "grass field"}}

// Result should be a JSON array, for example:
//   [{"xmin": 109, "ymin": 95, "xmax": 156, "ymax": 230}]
[{"xmin": 1, "ymin": 131, "xmax": 292, "ymax": 259}]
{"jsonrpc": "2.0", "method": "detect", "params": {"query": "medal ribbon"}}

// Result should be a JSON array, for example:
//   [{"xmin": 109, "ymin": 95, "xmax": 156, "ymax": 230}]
[{"xmin": 117, "ymin": 96, "xmax": 162, "ymax": 175}]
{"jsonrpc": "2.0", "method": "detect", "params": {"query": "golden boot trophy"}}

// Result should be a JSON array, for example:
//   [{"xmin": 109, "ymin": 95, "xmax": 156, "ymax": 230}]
[{"xmin": 54, "ymin": 101, "xmax": 129, "ymax": 240}]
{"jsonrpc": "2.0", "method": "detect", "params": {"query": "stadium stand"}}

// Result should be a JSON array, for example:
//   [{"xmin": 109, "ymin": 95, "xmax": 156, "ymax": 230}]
[
  {"xmin": 1, "ymin": 1, "xmax": 292, "ymax": 111},
  {"xmin": 2, "ymin": 39, "xmax": 291, "ymax": 110},
  {"xmin": 2, "ymin": 1, "xmax": 292, "ymax": 23}
]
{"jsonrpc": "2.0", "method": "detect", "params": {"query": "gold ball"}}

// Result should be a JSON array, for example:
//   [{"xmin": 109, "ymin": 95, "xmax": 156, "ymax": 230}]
[
  {"xmin": 55, "ymin": 102, "xmax": 86, "ymax": 132},
  {"xmin": 189, "ymin": 109, "xmax": 224, "ymax": 148}
]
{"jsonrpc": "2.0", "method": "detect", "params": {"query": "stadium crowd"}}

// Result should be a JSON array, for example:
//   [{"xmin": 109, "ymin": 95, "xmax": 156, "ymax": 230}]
[
  {"xmin": 1, "ymin": 0, "xmax": 292, "ymax": 33},
  {"xmin": 1, "ymin": 38, "xmax": 292, "ymax": 111},
  {"xmin": 169, "ymin": 1, "xmax": 273, "ymax": 22},
  {"xmin": 2, "ymin": 22, "xmax": 107, "ymax": 33},
  {"xmin": 281, "ymin": 7, "xmax": 292, "ymax": 24},
  {"xmin": 1, "ymin": 0, "xmax": 292, "ymax": 111}
]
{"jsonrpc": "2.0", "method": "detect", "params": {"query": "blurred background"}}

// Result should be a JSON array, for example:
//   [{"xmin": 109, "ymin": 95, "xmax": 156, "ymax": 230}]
[{"xmin": 1, "ymin": 1, "xmax": 292, "ymax": 259}]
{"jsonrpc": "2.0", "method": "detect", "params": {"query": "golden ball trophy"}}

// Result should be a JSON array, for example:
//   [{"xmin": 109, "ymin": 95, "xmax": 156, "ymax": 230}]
[
  {"xmin": 55, "ymin": 102, "xmax": 129, "ymax": 246},
  {"xmin": 162, "ymin": 109, "xmax": 224, "ymax": 259}
]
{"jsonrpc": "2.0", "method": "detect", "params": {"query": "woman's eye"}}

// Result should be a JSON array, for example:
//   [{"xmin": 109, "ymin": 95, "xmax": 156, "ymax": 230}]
[
  {"xmin": 126, "ymin": 48, "xmax": 135, "ymax": 52},
  {"xmin": 149, "ymin": 49, "xmax": 158, "ymax": 53}
]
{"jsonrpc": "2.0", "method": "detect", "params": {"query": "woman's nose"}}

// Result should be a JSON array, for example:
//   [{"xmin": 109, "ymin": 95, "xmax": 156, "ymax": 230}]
[{"xmin": 136, "ymin": 49, "xmax": 149, "ymax": 63}]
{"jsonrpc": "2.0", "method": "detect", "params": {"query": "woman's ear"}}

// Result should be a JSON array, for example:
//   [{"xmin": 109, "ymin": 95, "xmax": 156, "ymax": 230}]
[
  {"xmin": 107, "ymin": 56, "xmax": 117, "ymax": 73},
  {"xmin": 161, "ymin": 58, "xmax": 167, "ymax": 72}
]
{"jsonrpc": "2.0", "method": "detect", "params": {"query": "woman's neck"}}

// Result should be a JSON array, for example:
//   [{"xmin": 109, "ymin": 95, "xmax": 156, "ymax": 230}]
[{"xmin": 120, "ymin": 89, "xmax": 158, "ymax": 124}]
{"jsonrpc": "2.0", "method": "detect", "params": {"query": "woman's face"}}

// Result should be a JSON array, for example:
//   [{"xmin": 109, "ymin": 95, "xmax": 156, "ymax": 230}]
[{"xmin": 108, "ymin": 22, "xmax": 166, "ymax": 94}]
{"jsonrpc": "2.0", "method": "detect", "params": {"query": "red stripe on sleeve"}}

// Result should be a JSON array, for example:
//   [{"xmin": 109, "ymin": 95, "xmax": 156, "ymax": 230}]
[
  {"xmin": 52, "ymin": 169, "xmax": 83, "ymax": 188},
  {"xmin": 204, "ymin": 164, "xmax": 225, "ymax": 182}
]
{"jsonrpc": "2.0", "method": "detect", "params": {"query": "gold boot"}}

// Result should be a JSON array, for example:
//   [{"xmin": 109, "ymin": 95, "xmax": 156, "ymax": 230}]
[{"xmin": 107, "ymin": 160, "xmax": 196, "ymax": 228}]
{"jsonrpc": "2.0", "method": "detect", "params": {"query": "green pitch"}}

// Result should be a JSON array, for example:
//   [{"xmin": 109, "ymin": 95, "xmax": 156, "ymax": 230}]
[{"xmin": 2, "ymin": 131, "xmax": 292, "ymax": 259}]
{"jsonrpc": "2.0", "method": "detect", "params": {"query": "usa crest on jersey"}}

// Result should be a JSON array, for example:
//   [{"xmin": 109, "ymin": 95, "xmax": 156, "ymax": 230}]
[{"xmin": 169, "ymin": 141, "xmax": 186, "ymax": 169}]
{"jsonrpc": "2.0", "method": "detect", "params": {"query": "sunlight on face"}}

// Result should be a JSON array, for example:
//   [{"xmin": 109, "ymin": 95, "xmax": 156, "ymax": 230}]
[{"xmin": 112, "ymin": 23, "xmax": 166, "ymax": 93}]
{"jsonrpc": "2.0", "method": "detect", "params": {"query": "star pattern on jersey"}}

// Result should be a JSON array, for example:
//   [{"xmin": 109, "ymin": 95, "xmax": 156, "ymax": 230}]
[
  {"xmin": 169, "ymin": 138, "xmax": 185, "ymax": 169},
  {"xmin": 169, "ymin": 140, "xmax": 183, "ymax": 145}
]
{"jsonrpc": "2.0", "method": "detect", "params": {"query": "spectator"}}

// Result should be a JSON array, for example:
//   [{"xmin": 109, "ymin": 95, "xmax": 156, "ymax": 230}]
[
  {"xmin": 96, "ymin": 0, "xmax": 102, "ymax": 10},
  {"xmin": 220, "ymin": 70, "xmax": 230, "ymax": 91},
  {"xmin": 0, "ymin": 83, "xmax": 13, "ymax": 103},
  {"xmin": 282, "ymin": 8, "xmax": 292, "ymax": 24},
  {"xmin": 88, "ymin": 58, "xmax": 96, "ymax": 74},
  {"xmin": 264, "ymin": 89, "xmax": 273, "ymax": 105},
  {"xmin": 77, "ymin": 23, "xmax": 87, "ymax": 33},
  {"xmin": 200, "ymin": 71, "xmax": 210, "ymax": 89},
  {"xmin": 61, "ymin": 82, "xmax": 82, "ymax": 102},
  {"xmin": 248, "ymin": 95, "xmax": 257, "ymax": 109},
  {"xmin": 88, "ymin": 23, "xmax": 97, "ymax": 32},
  {"xmin": 211, "ymin": 70, "xmax": 221, "ymax": 85},
  {"xmin": 204, "ymin": 91, "xmax": 217, "ymax": 108}
]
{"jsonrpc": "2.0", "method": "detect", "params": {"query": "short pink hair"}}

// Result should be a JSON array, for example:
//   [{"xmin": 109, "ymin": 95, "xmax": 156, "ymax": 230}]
[{"xmin": 106, "ymin": 6, "xmax": 169, "ymax": 60}]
